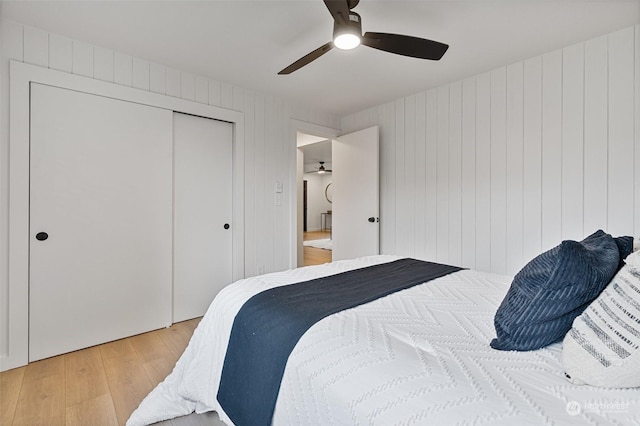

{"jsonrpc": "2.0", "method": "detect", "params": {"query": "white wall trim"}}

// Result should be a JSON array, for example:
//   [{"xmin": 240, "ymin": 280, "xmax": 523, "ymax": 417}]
[
  {"xmin": 4, "ymin": 60, "xmax": 245, "ymax": 371},
  {"xmin": 289, "ymin": 119, "xmax": 340, "ymax": 267}
]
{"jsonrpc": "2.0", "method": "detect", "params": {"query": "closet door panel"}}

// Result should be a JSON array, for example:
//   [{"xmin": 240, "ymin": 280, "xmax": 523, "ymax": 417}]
[
  {"xmin": 29, "ymin": 83, "xmax": 173, "ymax": 361},
  {"xmin": 173, "ymin": 112, "xmax": 233, "ymax": 322}
]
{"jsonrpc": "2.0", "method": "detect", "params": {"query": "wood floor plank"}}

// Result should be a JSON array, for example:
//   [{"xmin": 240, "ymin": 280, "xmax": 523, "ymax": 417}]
[
  {"xmin": 98, "ymin": 338, "xmax": 134, "ymax": 361},
  {"xmin": 129, "ymin": 329, "xmax": 173, "ymax": 363},
  {"xmin": 12, "ymin": 373, "xmax": 65, "ymax": 425},
  {"xmin": 100, "ymin": 339, "xmax": 154, "ymax": 425},
  {"xmin": 304, "ymin": 246, "xmax": 332, "ymax": 265},
  {"xmin": 0, "ymin": 366, "xmax": 26, "ymax": 425},
  {"xmin": 157, "ymin": 319, "xmax": 200, "ymax": 358},
  {"xmin": 141, "ymin": 352, "xmax": 179, "ymax": 385},
  {"xmin": 65, "ymin": 393, "xmax": 119, "ymax": 426},
  {"xmin": 2, "ymin": 318, "xmax": 210, "ymax": 425},
  {"xmin": 303, "ymin": 231, "xmax": 332, "ymax": 266},
  {"xmin": 22, "ymin": 355, "xmax": 65, "ymax": 382},
  {"xmin": 65, "ymin": 346, "xmax": 111, "ymax": 407}
]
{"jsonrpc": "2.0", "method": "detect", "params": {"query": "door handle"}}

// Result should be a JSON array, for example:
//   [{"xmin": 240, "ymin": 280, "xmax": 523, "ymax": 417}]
[
  {"xmin": 368, "ymin": 217, "xmax": 375, "ymax": 223},
  {"xmin": 224, "ymin": 223, "xmax": 230, "ymax": 230},
  {"xmin": 36, "ymin": 232, "xmax": 49, "ymax": 241}
]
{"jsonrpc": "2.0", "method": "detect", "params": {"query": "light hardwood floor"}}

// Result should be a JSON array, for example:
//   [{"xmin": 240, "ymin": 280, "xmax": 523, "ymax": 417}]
[
  {"xmin": 0, "ymin": 318, "xmax": 225, "ymax": 426},
  {"xmin": 1, "ymin": 235, "xmax": 331, "ymax": 425},
  {"xmin": 303, "ymin": 230, "xmax": 332, "ymax": 266}
]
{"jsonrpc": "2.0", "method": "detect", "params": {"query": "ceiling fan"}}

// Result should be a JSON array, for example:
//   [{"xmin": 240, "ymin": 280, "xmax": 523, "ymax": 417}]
[
  {"xmin": 316, "ymin": 161, "xmax": 332, "ymax": 174},
  {"xmin": 278, "ymin": 0, "xmax": 449, "ymax": 75}
]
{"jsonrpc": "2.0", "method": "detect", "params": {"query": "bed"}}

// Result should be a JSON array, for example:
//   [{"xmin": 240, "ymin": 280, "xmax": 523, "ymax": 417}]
[{"xmin": 127, "ymin": 254, "xmax": 639, "ymax": 425}]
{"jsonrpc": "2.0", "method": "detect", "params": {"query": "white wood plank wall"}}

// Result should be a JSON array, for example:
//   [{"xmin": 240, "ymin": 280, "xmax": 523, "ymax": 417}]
[
  {"xmin": 0, "ymin": 19, "xmax": 341, "ymax": 354},
  {"xmin": 342, "ymin": 25, "xmax": 640, "ymax": 276}
]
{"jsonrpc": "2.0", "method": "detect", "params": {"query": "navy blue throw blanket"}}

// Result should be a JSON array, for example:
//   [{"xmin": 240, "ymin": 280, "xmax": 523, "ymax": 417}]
[{"xmin": 217, "ymin": 258, "xmax": 463, "ymax": 426}]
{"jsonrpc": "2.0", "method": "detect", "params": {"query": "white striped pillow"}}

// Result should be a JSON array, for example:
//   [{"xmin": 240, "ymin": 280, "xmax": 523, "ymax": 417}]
[{"xmin": 562, "ymin": 253, "xmax": 640, "ymax": 388}]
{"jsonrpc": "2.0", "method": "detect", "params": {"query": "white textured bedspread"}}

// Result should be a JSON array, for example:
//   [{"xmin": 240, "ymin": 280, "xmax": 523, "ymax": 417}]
[{"xmin": 128, "ymin": 255, "xmax": 639, "ymax": 426}]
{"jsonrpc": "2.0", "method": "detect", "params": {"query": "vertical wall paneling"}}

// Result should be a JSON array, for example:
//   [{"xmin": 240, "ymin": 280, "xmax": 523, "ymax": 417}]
[
  {"xmin": 114, "ymin": 53, "xmax": 133, "ymax": 86},
  {"xmin": 635, "ymin": 25, "xmax": 640, "ymax": 237},
  {"xmin": 49, "ymin": 34, "xmax": 72, "ymax": 73},
  {"xmin": 436, "ymin": 87, "xmax": 450, "ymax": 263},
  {"xmin": 221, "ymin": 82, "xmax": 234, "ymax": 109},
  {"xmin": 414, "ymin": 92, "xmax": 427, "ymax": 260},
  {"xmin": 522, "ymin": 57, "xmax": 543, "ymax": 263},
  {"xmin": 461, "ymin": 78, "xmax": 477, "ymax": 269},
  {"xmin": 164, "ymin": 68, "xmax": 180, "ymax": 97},
  {"xmin": 342, "ymin": 113, "xmax": 356, "ymax": 133},
  {"xmin": 149, "ymin": 63, "xmax": 166, "ymax": 94},
  {"xmin": 195, "ymin": 76, "xmax": 209, "ymax": 104},
  {"xmin": 93, "ymin": 47, "xmax": 114, "ymax": 83},
  {"xmin": 209, "ymin": 79, "xmax": 222, "ymax": 107},
  {"xmin": 23, "ymin": 26, "xmax": 48, "ymax": 68},
  {"xmin": 354, "ymin": 108, "xmax": 373, "ymax": 130},
  {"xmin": 448, "ymin": 82, "xmax": 463, "ymax": 266},
  {"xmin": 72, "ymin": 40, "xmax": 93, "ymax": 78},
  {"xmin": 3, "ymin": 20, "xmax": 24, "ymax": 62},
  {"xmin": 0, "ymin": 20, "xmax": 23, "ymax": 359},
  {"xmin": 583, "ymin": 36, "xmax": 609, "ymax": 234},
  {"xmin": 608, "ymin": 28, "xmax": 635, "ymax": 236},
  {"xmin": 243, "ymin": 91, "xmax": 256, "ymax": 275},
  {"xmin": 264, "ymin": 95, "xmax": 276, "ymax": 272},
  {"xmin": 490, "ymin": 68, "xmax": 507, "ymax": 274},
  {"xmin": 394, "ymin": 99, "xmax": 409, "ymax": 255},
  {"xmin": 273, "ymin": 97, "xmax": 286, "ymax": 272},
  {"xmin": 254, "ymin": 94, "xmax": 266, "ymax": 274},
  {"xmin": 132, "ymin": 58, "xmax": 150, "ymax": 91},
  {"xmin": 506, "ymin": 62, "xmax": 525, "ymax": 275},
  {"xmin": 180, "ymin": 72, "xmax": 196, "ymax": 101},
  {"xmin": 344, "ymin": 25, "xmax": 636, "ymax": 275},
  {"xmin": 378, "ymin": 102, "xmax": 396, "ymax": 254},
  {"xmin": 404, "ymin": 95, "xmax": 416, "ymax": 255},
  {"xmin": 475, "ymin": 73, "xmax": 491, "ymax": 272},
  {"xmin": 541, "ymin": 50, "xmax": 563, "ymax": 251},
  {"xmin": 561, "ymin": 43, "xmax": 585, "ymax": 240},
  {"xmin": 425, "ymin": 89, "xmax": 438, "ymax": 261}
]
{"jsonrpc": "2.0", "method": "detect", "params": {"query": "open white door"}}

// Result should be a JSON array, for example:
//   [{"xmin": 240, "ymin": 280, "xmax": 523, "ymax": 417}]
[{"xmin": 332, "ymin": 126, "xmax": 379, "ymax": 261}]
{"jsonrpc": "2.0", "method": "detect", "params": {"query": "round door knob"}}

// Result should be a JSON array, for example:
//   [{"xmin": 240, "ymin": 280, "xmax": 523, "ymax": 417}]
[
  {"xmin": 224, "ymin": 223, "xmax": 230, "ymax": 230},
  {"xmin": 36, "ymin": 232, "xmax": 49, "ymax": 241},
  {"xmin": 368, "ymin": 217, "xmax": 375, "ymax": 223}
]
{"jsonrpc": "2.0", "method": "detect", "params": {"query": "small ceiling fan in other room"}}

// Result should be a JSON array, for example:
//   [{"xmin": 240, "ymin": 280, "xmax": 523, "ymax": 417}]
[
  {"xmin": 278, "ymin": 0, "xmax": 449, "ymax": 74},
  {"xmin": 316, "ymin": 161, "xmax": 332, "ymax": 174}
]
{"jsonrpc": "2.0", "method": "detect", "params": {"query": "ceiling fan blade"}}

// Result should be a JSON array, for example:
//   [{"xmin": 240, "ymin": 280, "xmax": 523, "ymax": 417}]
[
  {"xmin": 323, "ymin": 0, "xmax": 351, "ymax": 25},
  {"xmin": 278, "ymin": 42, "xmax": 334, "ymax": 75},
  {"xmin": 362, "ymin": 32, "xmax": 449, "ymax": 60}
]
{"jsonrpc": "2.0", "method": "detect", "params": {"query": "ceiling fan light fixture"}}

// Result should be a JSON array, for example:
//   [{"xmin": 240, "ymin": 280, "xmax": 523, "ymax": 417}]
[
  {"xmin": 334, "ymin": 33, "xmax": 360, "ymax": 50},
  {"xmin": 332, "ymin": 11, "xmax": 362, "ymax": 50}
]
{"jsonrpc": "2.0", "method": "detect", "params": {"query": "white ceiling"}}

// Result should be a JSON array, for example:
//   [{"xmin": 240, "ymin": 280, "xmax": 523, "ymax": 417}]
[
  {"xmin": 2, "ymin": 1, "xmax": 638, "ymax": 117},
  {"xmin": 300, "ymin": 139, "xmax": 332, "ymax": 167}
]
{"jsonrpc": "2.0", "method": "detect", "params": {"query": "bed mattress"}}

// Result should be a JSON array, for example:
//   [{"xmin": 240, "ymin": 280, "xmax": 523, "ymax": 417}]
[{"xmin": 127, "ymin": 255, "xmax": 639, "ymax": 425}]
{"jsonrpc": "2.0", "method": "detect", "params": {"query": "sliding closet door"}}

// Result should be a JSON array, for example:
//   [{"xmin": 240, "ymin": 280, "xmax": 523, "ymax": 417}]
[
  {"xmin": 29, "ymin": 83, "xmax": 173, "ymax": 361},
  {"xmin": 173, "ymin": 112, "xmax": 233, "ymax": 322}
]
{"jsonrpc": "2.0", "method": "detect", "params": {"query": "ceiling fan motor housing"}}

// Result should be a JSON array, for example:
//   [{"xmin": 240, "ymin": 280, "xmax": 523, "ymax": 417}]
[{"xmin": 333, "ymin": 11, "xmax": 362, "ymax": 41}]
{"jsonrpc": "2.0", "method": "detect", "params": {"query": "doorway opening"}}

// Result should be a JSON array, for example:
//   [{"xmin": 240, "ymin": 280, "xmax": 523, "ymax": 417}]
[{"xmin": 297, "ymin": 132, "xmax": 332, "ymax": 266}]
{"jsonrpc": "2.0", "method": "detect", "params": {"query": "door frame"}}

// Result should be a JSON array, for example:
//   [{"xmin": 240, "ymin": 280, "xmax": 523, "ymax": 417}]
[
  {"xmin": 5, "ymin": 60, "xmax": 245, "ymax": 371},
  {"xmin": 289, "ymin": 119, "xmax": 340, "ymax": 268}
]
